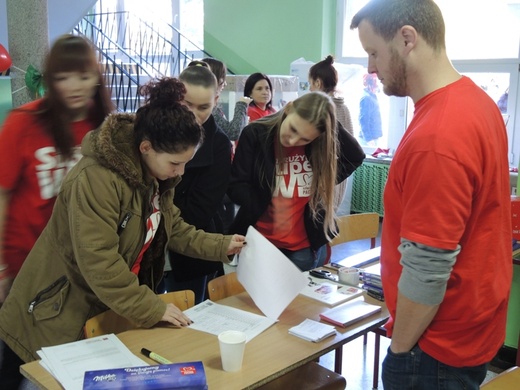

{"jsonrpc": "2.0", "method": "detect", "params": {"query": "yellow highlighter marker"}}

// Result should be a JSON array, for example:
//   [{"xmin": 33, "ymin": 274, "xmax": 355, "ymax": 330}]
[{"xmin": 141, "ymin": 348, "xmax": 172, "ymax": 365}]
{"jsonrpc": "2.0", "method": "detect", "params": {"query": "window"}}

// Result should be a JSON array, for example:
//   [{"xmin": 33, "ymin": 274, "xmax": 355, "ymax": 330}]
[
  {"xmin": 95, "ymin": 0, "xmax": 204, "ymax": 56},
  {"xmin": 336, "ymin": 0, "xmax": 520, "ymax": 165}
]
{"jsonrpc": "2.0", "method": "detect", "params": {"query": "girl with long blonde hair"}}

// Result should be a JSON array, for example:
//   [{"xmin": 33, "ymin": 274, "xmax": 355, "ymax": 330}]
[{"xmin": 228, "ymin": 92, "xmax": 364, "ymax": 270}]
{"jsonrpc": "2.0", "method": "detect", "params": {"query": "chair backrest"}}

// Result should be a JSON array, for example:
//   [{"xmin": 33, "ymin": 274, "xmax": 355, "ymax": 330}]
[
  {"xmin": 480, "ymin": 366, "xmax": 519, "ymax": 389},
  {"xmin": 207, "ymin": 272, "xmax": 245, "ymax": 301},
  {"xmin": 330, "ymin": 212, "xmax": 380, "ymax": 248},
  {"xmin": 84, "ymin": 290, "xmax": 195, "ymax": 339},
  {"xmin": 325, "ymin": 212, "xmax": 380, "ymax": 263}
]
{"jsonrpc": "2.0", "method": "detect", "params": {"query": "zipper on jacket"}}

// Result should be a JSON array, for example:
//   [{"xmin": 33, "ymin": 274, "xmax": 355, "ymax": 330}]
[
  {"xmin": 117, "ymin": 212, "xmax": 133, "ymax": 235},
  {"xmin": 28, "ymin": 275, "xmax": 68, "ymax": 313}
]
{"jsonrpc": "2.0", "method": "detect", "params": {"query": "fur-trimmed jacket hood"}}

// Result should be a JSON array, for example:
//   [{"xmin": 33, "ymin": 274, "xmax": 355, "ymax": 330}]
[{"xmin": 83, "ymin": 113, "xmax": 164, "ymax": 191}]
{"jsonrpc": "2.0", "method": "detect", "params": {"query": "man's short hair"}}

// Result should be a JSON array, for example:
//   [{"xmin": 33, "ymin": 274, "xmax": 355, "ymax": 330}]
[{"xmin": 350, "ymin": 0, "xmax": 446, "ymax": 52}]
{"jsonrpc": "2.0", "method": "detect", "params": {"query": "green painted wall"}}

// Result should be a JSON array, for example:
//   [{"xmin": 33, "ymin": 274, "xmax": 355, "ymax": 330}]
[
  {"xmin": 505, "ymin": 264, "xmax": 520, "ymax": 348},
  {"xmin": 204, "ymin": 0, "xmax": 337, "ymax": 75}
]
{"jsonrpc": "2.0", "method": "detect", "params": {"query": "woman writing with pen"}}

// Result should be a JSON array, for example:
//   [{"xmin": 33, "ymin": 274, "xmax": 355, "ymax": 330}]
[{"xmin": 0, "ymin": 77, "xmax": 246, "ymax": 387}]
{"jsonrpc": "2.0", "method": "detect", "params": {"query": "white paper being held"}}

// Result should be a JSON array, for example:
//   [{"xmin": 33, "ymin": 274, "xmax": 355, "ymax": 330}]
[{"xmin": 235, "ymin": 226, "xmax": 308, "ymax": 320}]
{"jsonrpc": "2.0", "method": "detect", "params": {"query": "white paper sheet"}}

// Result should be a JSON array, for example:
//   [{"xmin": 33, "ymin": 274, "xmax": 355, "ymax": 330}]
[
  {"xmin": 183, "ymin": 300, "xmax": 276, "ymax": 342},
  {"xmin": 236, "ymin": 226, "xmax": 308, "ymax": 319},
  {"xmin": 37, "ymin": 334, "xmax": 146, "ymax": 390}
]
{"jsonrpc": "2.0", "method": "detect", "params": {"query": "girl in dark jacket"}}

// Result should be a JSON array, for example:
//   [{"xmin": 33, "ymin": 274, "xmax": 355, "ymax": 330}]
[{"xmin": 163, "ymin": 63, "xmax": 232, "ymax": 303}]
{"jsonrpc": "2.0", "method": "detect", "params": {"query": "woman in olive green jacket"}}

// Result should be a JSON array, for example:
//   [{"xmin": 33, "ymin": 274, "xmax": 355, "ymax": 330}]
[{"xmin": 0, "ymin": 78, "xmax": 245, "ymax": 385}]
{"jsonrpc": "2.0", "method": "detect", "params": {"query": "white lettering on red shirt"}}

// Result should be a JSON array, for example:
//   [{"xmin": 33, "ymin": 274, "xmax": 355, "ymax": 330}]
[{"xmin": 34, "ymin": 146, "xmax": 83, "ymax": 200}]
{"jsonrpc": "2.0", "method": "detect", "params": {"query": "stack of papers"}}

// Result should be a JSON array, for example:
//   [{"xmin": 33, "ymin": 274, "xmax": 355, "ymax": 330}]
[
  {"xmin": 360, "ymin": 263, "xmax": 384, "ymax": 301},
  {"xmin": 319, "ymin": 298, "xmax": 382, "ymax": 328},
  {"xmin": 289, "ymin": 319, "xmax": 336, "ymax": 342},
  {"xmin": 37, "ymin": 334, "xmax": 147, "ymax": 390}
]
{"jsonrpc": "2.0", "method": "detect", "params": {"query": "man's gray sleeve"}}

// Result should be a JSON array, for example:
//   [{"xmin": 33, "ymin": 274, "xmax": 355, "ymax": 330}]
[{"xmin": 398, "ymin": 238, "xmax": 460, "ymax": 305}]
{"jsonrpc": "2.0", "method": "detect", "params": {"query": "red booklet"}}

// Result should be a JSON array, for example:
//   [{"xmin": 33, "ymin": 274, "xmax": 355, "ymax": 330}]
[{"xmin": 319, "ymin": 298, "xmax": 382, "ymax": 328}]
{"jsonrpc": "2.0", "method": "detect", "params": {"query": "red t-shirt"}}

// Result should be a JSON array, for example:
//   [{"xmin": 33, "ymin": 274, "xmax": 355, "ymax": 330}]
[
  {"xmin": 247, "ymin": 104, "xmax": 276, "ymax": 122},
  {"xmin": 256, "ymin": 145, "xmax": 311, "ymax": 250},
  {"xmin": 381, "ymin": 77, "xmax": 512, "ymax": 366},
  {"xmin": 0, "ymin": 100, "xmax": 94, "ymax": 277},
  {"xmin": 131, "ymin": 190, "xmax": 161, "ymax": 275}
]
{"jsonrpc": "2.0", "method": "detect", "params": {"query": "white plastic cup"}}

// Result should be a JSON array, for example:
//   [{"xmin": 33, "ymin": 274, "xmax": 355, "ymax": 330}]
[
  {"xmin": 338, "ymin": 266, "xmax": 360, "ymax": 286},
  {"xmin": 218, "ymin": 330, "xmax": 246, "ymax": 372}
]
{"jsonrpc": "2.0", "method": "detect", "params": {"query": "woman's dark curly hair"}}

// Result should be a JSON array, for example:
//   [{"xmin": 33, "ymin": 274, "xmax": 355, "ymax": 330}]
[{"xmin": 134, "ymin": 77, "xmax": 204, "ymax": 153}]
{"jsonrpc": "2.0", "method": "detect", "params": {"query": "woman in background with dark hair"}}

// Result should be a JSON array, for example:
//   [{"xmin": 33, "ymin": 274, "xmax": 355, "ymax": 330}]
[
  {"xmin": 0, "ymin": 77, "xmax": 246, "ymax": 386},
  {"xmin": 243, "ymin": 72, "xmax": 276, "ymax": 122},
  {"xmin": 0, "ymin": 34, "xmax": 113, "ymax": 304},
  {"xmin": 202, "ymin": 57, "xmax": 251, "ymax": 141},
  {"xmin": 309, "ymin": 55, "xmax": 353, "ymax": 136},
  {"xmin": 309, "ymin": 55, "xmax": 355, "ymax": 210}
]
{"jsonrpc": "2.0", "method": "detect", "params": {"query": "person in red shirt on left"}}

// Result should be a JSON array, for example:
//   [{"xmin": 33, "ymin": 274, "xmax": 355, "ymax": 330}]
[{"xmin": 0, "ymin": 34, "xmax": 113, "ymax": 303}]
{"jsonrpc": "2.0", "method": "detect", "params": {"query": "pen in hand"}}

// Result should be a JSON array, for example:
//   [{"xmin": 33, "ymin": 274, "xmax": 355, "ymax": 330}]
[{"xmin": 141, "ymin": 348, "xmax": 172, "ymax": 365}]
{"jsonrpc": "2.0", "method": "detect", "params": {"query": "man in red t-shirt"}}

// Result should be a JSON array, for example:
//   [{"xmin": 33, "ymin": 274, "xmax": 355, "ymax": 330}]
[{"xmin": 351, "ymin": 1, "xmax": 512, "ymax": 389}]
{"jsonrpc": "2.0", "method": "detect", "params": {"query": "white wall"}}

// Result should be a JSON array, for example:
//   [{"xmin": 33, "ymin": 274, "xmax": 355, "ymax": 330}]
[
  {"xmin": 1, "ymin": 0, "xmax": 97, "ymax": 46},
  {"xmin": 48, "ymin": 0, "xmax": 97, "ymax": 42},
  {"xmin": 0, "ymin": 0, "xmax": 8, "ymax": 48}
]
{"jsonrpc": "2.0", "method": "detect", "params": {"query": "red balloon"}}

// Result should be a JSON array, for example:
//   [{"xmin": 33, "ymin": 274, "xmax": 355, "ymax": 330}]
[{"xmin": 0, "ymin": 44, "xmax": 12, "ymax": 73}]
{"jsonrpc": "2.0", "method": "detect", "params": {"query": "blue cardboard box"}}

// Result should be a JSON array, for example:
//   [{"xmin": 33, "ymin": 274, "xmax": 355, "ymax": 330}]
[{"xmin": 83, "ymin": 361, "xmax": 207, "ymax": 389}]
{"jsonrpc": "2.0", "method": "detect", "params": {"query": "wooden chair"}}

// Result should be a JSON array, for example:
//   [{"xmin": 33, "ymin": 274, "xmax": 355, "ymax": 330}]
[
  {"xmin": 326, "ymin": 212, "xmax": 380, "ymax": 263},
  {"xmin": 84, "ymin": 290, "xmax": 195, "ymax": 338},
  {"xmin": 480, "ymin": 366, "xmax": 520, "ymax": 389},
  {"xmin": 207, "ymin": 271, "xmax": 245, "ymax": 301},
  {"xmin": 208, "ymin": 273, "xmax": 346, "ymax": 390}
]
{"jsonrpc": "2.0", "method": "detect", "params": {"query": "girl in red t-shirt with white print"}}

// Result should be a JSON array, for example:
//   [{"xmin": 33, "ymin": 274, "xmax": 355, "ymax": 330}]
[{"xmin": 0, "ymin": 34, "xmax": 113, "ymax": 303}]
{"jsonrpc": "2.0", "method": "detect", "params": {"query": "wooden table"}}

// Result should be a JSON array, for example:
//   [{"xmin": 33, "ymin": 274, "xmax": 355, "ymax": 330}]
[
  {"xmin": 334, "ymin": 246, "xmax": 381, "ymax": 269},
  {"xmin": 21, "ymin": 292, "xmax": 388, "ymax": 389}
]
